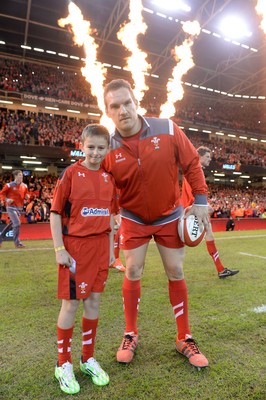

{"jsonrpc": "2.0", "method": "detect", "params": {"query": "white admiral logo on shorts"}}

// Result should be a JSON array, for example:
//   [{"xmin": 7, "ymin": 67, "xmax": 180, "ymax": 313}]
[{"xmin": 81, "ymin": 207, "xmax": 110, "ymax": 217}]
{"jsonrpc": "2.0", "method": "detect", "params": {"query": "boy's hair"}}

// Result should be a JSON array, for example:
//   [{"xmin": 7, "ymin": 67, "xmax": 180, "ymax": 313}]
[
  {"xmin": 81, "ymin": 124, "xmax": 110, "ymax": 145},
  {"xmin": 197, "ymin": 146, "xmax": 211, "ymax": 156},
  {"xmin": 13, "ymin": 170, "xmax": 22, "ymax": 178},
  {"xmin": 103, "ymin": 79, "xmax": 137, "ymax": 107}
]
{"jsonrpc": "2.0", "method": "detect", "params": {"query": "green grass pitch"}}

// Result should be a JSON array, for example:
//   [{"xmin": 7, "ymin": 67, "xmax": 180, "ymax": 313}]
[{"xmin": 1, "ymin": 230, "xmax": 265, "ymax": 399}]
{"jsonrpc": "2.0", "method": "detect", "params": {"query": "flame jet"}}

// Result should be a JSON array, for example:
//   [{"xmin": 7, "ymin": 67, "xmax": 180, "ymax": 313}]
[
  {"xmin": 160, "ymin": 20, "xmax": 201, "ymax": 119},
  {"xmin": 117, "ymin": 0, "xmax": 150, "ymax": 114}
]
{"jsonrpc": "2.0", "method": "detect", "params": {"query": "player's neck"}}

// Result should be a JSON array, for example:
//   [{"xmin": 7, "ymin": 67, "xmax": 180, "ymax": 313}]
[{"xmin": 81, "ymin": 160, "xmax": 100, "ymax": 171}]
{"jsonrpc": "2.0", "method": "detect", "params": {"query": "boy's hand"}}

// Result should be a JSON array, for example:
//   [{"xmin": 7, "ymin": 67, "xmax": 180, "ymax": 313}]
[{"xmin": 55, "ymin": 249, "xmax": 73, "ymax": 268}]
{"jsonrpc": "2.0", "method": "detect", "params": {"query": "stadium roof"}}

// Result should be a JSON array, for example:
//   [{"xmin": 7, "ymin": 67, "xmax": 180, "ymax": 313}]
[{"xmin": 0, "ymin": 0, "xmax": 266, "ymax": 98}]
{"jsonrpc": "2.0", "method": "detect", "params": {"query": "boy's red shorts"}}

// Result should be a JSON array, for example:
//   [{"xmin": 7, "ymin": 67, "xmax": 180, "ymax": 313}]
[
  {"xmin": 57, "ymin": 234, "xmax": 109, "ymax": 300},
  {"xmin": 119, "ymin": 217, "xmax": 184, "ymax": 250}
]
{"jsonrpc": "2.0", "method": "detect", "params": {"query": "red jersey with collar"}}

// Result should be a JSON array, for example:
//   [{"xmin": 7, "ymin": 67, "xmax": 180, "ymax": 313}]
[
  {"xmin": 103, "ymin": 116, "xmax": 207, "ymax": 224},
  {"xmin": 51, "ymin": 160, "xmax": 118, "ymax": 237},
  {"xmin": 0, "ymin": 181, "xmax": 28, "ymax": 207}
]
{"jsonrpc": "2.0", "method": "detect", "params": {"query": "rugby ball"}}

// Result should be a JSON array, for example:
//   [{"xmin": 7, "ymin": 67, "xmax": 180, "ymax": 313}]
[{"xmin": 178, "ymin": 208, "xmax": 206, "ymax": 247}]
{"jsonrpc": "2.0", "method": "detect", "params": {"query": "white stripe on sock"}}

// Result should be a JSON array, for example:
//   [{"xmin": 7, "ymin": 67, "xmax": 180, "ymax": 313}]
[
  {"xmin": 82, "ymin": 329, "xmax": 92, "ymax": 336},
  {"xmin": 82, "ymin": 339, "xmax": 92, "ymax": 345},
  {"xmin": 175, "ymin": 309, "xmax": 184, "ymax": 318},
  {"xmin": 173, "ymin": 301, "xmax": 184, "ymax": 311}
]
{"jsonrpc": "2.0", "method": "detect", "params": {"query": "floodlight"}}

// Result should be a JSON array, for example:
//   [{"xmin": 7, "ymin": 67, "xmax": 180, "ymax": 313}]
[{"xmin": 220, "ymin": 16, "xmax": 252, "ymax": 39}]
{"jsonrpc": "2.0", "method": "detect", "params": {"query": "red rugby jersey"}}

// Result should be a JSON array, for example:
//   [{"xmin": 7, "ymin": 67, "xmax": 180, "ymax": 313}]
[
  {"xmin": 0, "ymin": 181, "xmax": 28, "ymax": 207},
  {"xmin": 51, "ymin": 160, "xmax": 118, "ymax": 237}
]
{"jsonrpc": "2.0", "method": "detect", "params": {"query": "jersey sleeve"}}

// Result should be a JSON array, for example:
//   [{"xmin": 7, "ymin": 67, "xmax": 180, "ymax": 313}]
[
  {"xmin": 50, "ymin": 169, "xmax": 71, "ymax": 214},
  {"xmin": 0, "ymin": 184, "xmax": 9, "ymax": 200},
  {"xmin": 110, "ymin": 177, "xmax": 119, "ymax": 215}
]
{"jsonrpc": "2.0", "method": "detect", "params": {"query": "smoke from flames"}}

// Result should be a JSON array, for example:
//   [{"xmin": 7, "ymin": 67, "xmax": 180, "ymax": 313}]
[
  {"xmin": 117, "ymin": 0, "xmax": 150, "ymax": 114},
  {"xmin": 159, "ymin": 20, "xmax": 201, "ymax": 119}
]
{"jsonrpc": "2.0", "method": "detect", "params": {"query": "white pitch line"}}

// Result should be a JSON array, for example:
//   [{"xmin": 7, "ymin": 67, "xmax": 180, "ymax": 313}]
[
  {"xmin": 149, "ymin": 234, "xmax": 266, "ymax": 244},
  {"xmin": 0, "ymin": 247, "xmax": 53, "ymax": 253},
  {"xmin": 0, "ymin": 234, "xmax": 265, "ymax": 252},
  {"xmin": 253, "ymin": 305, "xmax": 266, "ymax": 313},
  {"xmin": 215, "ymin": 234, "xmax": 266, "ymax": 240},
  {"xmin": 239, "ymin": 252, "xmax": 266, "ymax": 260}
]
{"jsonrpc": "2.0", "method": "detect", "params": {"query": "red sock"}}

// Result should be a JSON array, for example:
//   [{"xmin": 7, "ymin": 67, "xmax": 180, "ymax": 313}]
[
  {"xmin": 81, "ymin": 317, "xmax": 98, "ymax": 362},
  {"xmin": 57, "ymin": 326, "xmax": 74, "ymax": 366},
  {"xmin": 206, "ymin": 240, "xmax": 224, "ymax": 273},
  {"xmin": 168, "ymin": 279, "xmax": 191, "ymax": 340},
  {"xmin": 122, "ymin": 276, "xmax": 140, "ymax": 335}
]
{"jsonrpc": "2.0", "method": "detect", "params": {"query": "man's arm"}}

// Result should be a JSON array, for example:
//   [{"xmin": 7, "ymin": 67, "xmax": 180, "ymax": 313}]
[{"xmin": 172, "ymin": 123, "xmax": 209, "ymax": 229}]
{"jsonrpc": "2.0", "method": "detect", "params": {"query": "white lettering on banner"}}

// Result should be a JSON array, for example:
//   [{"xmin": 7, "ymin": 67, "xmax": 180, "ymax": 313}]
[
  {"xmin": 81, "ymin": 207, "xmax": 110, "ymax": 217},
  {"xmin": 23, "ymin": 94, "xmax": 38, "ymax": 100},
  {"xmin": 22, "ymin": 94, "xmax": 100, "ymax": 110}
]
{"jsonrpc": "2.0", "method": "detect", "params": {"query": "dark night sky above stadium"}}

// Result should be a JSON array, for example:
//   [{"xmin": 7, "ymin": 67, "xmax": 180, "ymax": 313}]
[{"xmin": 0, "ymin": 0, "xmax": 266, "ymax": 97}]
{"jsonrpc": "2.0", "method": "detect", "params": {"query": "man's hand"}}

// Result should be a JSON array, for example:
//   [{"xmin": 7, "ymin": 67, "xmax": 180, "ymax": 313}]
[{"xmin": 186, "ymin": 205, "xmax": 211, "ymax": 231}]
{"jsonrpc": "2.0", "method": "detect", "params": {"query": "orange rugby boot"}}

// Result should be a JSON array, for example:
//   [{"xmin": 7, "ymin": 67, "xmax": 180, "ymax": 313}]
[
  {"xmin": 176, "ymin": 335, "xmax": 208, "ymax": 369},
  {"xmin": 110, "ymin": 258, "xmax": 126, "ymax": 272},
  {"xmin": 116, "ymin": 334, "xmax": 138, "ymax": 363}
]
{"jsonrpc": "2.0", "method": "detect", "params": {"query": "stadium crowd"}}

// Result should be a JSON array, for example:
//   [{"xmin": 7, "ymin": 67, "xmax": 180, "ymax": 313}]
[
  {"xmin": 0, "ymin": 110, "xmax": 265, "ymax": 167},
  {"xmin": 0, "ymin": 58, "xmax": 95, "ymax": 103},
  {"xmin": 0, "ymin": 174, "xmax": 265, "ymax": 223},
  {"xmin": 0, "ymin": 110, "xmax": 87, "ymax": 147},
  {"xmin": 0, "ymin": 59, "xmax": 265, "ymax": 222},
  {"xmin": 1, "ymin": 58, "xmax": 266, "ymax": 134},
  {"xmin": 207, "ymin": 184, "xmax": 266, "ymax": 219}
]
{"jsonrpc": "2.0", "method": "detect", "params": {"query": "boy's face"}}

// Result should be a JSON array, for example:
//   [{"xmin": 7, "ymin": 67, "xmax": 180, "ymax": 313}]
[{"xmin": 81, "ymin": 135, "xmax": 109, "ymax": 169}]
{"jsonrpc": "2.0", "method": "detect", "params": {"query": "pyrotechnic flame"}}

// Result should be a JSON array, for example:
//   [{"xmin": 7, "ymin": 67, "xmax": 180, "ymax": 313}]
[
  {"xmin": 58, "ymin": 2, "xmax": 114, "ymax": 131},
  {"xmin": 182, "ymin": 20, "xmax": 201, "ymax": 36},
  {"xmin": 256, "ymin": 0, "xmax": 266, "ymax": 34},
  {"xmin": 117, "ymin": 0, "xmax": 150, "ymax": 114},
  {"xmin": 159, "ymin": 20, "xmax": 200, "ymax": 119}
]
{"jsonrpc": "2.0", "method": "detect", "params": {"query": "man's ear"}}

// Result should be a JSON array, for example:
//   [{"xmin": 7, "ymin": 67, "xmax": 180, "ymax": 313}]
[{"xmin": 79, "ymin": 142, "xmax": 83, "ymax": 150}]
